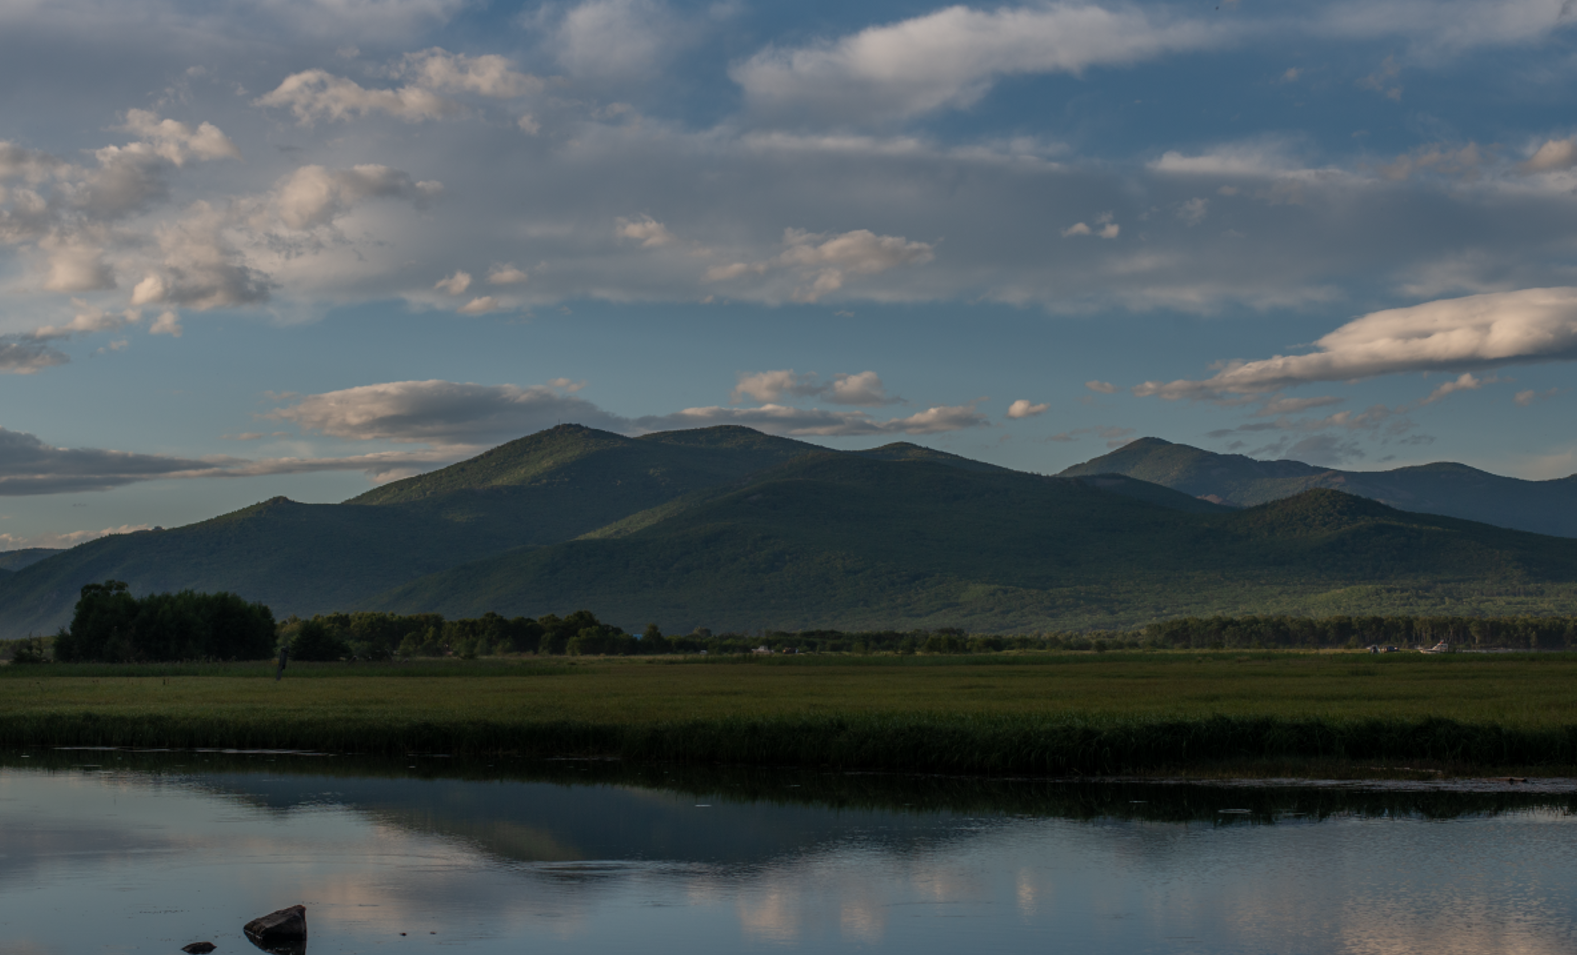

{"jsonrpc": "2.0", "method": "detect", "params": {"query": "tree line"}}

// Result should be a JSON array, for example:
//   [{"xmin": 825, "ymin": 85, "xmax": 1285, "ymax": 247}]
[
  {"xmin": 21, "ymin": 580, "xmax": 1577, "ymax": 664},
  {"xmin": 51, "ymin": 581, "xmax": 276, "ymax": 662}
]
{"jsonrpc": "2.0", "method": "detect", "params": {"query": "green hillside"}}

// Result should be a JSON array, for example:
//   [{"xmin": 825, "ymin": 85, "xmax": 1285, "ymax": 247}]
[
  {"xmin": 0, "ymin": 425, "xmax": 825, "ymax": 637},
  {"xmin": 7, "ymin": 425, "xmax": 1577, "ymax": 639},
  {"xmin": 0, "ymin": 549, "xmax": 61, "ymax": 572},
  {"xmin": 1060, "ymin": 437, "xmax": 1577, "ymax": 537},
  {"xmin": 365, "ymin": 453, "xmax": 1577, "ymax": 632},
  {"xmin": 0, "ymin": 498, "xmax": 517, "ymax": 637}
]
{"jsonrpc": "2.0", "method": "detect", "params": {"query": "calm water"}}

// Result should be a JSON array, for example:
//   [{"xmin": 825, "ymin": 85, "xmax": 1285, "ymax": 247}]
[{"xmin": 3, "ymin": 750, "xmax": 1577, "ymax": 955}]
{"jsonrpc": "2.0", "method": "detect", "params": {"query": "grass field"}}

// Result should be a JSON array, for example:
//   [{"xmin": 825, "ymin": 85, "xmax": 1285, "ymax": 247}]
[{"xmin": 6, "ymin": 651, "xmax": 1577, "ymax": 776}]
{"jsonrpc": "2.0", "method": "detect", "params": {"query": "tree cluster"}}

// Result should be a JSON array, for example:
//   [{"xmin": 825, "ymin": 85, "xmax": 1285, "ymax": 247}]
[
  {"xmin": 54, "ymin": 581, "xmax": 276, "ymax": 662},
  {"xmin": 278, "ymin": 609, "xmax": 640, "ymax": 661},
  {"xmin": 1139, "ymin": 614, "xmax": 1577, "ymax": 650}
]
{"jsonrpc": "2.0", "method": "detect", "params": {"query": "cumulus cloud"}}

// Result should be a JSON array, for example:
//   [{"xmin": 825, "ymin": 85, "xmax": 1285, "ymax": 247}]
[
  {"xmin": 554, "ymin": 0, "xmax": 682, "ymax": 82},
  {"xmin": 275, "ymin": 164, "xmax": 442, "ymax": 230},
  {"xmin": 1006, "ymin": 399, "xmax": 1050, "ymax": 418},
  {"xmin": 1135, "ymin": 287, "xmax": 1577, "ymax": 399},
  {"xmin": 1084, "ymin": 380, "xmax": 1117, "ymax": 394},
  {"xmin": 395, "ymin": 48, "xmax": 544, "ymax": 98},
  {"xmin": 1417, "ymin": 371, "xmax": 1496, "ymax": 405},
  {"xmin": 730, "ymin": 369, "xmax": 897, "ymax": 406},
  {"xmin": 0, "ymin": 338, "xmax": 69, "ymax": 374},
  {"xmin": 456, "ymin": 295, "xmax": 500, "ymax": 314},
  {"xmin": 1521, "ymin": 137, "xmax": 1577, "ymax": 172},
  {"xmin": 256, "ymin": 69, "xmax": 455, "ymax": 124},
  {"xmin": 734, "ymin": 3, "xmax": 1225, "ymax": 123},
  {"xmin": 434, "ymin": 270, "xmax": 471, "ymax": 295},
  {"xmin": 38, "ymin": 235, "xmax": 116, "ymax": 292},
  {"xmin": 265, "ymin": 379, "xmax": 628, "ymax": 446},
  {"xmin": 638, "ymin": 401, "xmax": 988, "ymax": 437},
  {"xmin": 120, "ymin": 109, "xmax": 241, "ymax": 166},
  {"xmin": 130, "ymin": 202, "xmax": 272, "ymax": 309},
  {"xmin": 1062, "ymin": 219, "xmax": 1119, "ymax": 239},
  {"xmin": 1515, "ymin": 386, "xmax": 1561, "ymax": 406},
  {"xmin": 705, "ymin": 228, "xmax": 934, "ymax": 301},
  {"xmin": 31, "ymin": 301, "xmax": 141, "ymax": 340},
  {"xmin": 256, "ymin": 49, "xmax": 540, "ymax": 125},
  {"xmin": 617, "ymin": 215, "xmax": 677, "ymax": 247},
  {"xmin": 487, "ymin": 265, "xmax": 528, "ymax": 285}
]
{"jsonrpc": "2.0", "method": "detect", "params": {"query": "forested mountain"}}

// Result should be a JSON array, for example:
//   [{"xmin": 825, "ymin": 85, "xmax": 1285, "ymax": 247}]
[
  {"xmin": 0, "ymin": 548, "xmax": 61, "ymax": 572},
  {"xmin": 3, "ymin": 425, "xmax": 1577, "ymax": 638},
  {"xmin": 1060, "ymin": 438, "xmax": 1577, "ymax": 537},
  {"xmin": 366, "ymin": 453, "xmax": 1577, "ymax": 632}
]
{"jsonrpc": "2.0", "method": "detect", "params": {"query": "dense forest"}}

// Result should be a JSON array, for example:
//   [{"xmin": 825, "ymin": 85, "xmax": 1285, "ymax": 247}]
[{"xmin": 52, "ymin": 581, "xmax": 276, "ymax": 662}]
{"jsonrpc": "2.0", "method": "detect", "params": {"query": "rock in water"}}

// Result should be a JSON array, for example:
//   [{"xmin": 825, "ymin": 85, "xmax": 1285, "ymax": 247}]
[
  {"xmin": 182, "ymin": 943, "xmax": 217, "ymax": 954},
  {"xmin": 243, "ymin": 906, "xmax": 307, "ymax": 943}
]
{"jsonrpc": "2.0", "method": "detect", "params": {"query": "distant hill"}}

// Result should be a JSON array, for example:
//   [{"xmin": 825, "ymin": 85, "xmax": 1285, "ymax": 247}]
[
  {"xmin": 4, "ymin": 426, "xmax": 1577, "ymax": 638},
  {"xmin": 1060, "ymin": 438, "xmax": 1577, "ymax": 538},
  {"xmin": 365, "ymin": 453, "xmax": 1577, "ymax": 632},
  {"xmin": 0, "ymin": 548, "xmax": 62, "ymax": 572},
  {"xmin": 0, "ymin": 425, "xmax": 830, "ymax": 637}
]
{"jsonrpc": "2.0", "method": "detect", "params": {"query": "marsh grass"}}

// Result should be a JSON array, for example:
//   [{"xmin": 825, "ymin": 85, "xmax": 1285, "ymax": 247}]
[{"xmin": 6, "ymin": 651, "xmax": 1577, "ymax": 774}]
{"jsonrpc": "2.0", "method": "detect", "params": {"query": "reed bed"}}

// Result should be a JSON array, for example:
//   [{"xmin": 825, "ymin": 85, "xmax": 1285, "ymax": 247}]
[{"xmin": 6, "ymin": 652, "xmax": 1577, "ymax": 774}]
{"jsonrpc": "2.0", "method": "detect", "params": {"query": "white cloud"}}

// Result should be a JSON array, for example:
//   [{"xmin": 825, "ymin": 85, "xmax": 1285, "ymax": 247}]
[
  {"xmin": 395, "ymin": 48, "xmax": 543, "ymax": 98},
  {"xmin": 734, "ymin": 3, "xmax": 1226, "ymax": 123},
  {"xmin": 1417, "ymin": 371, "xmax": 1495, "ymax": 406},
  {"xmin": 148, "ymin": 310, "xmax": 182, "ymax": 336},
  {"xmin": 130, "ymin": 202, "xmax": 272, "ymax": 310},
  {"xmin": 638, "ymin": 401, "xmax": 987, "ymax": 437},
  {"xmin": 275, "ymin": 164, "xmax": 442, "ymax": 230},
  {"xmin": 1084, "ymin": 380, "xmax": 1116, "ymax": 394},
  {"xmin": 1006, "ymin": 398, "xmax": 1050, "ymax": 418},
  {"xmin": 554, "ymin": 0, "xmax": 681, "ymax": 82},
  {"xmin": 120, "ymin": 109, "xmax": 241, "ymax": 166},
  {"xmin": 617, "ymin": 215, "xmax": 677, "ymax": 247},
  {"xmin": 704, "ymin": 228, "xmax": 934, "ymax": 302},
  {"xmin": 0, "ymin": 142, "xmax": 63, "ymax": 184},
  {"xmin": 456, "ymin": 295, "xmax": 500, "ymax": 314},
  {"xmin": 265, "ymin": 379, "xmax": 627, "ymax": 445},
  {"xmin": 1515, "ymin": 386, "xmax": 1561, "ymax": 406},
  {"xmin": 434, "ymin": 270, "xmax": 472, "ymax": 295},
  {"xmin": 31, "ymin": 302, "xmax": 140, "ymax": 341},
  {"xmin": 1136, "ymin": 287, "xmax": 1577, "ymax": 399},
  {"xmin": 730, "ymin": 369, "xmax": 897, "ymax": 406},
  {"xmin": 256, "ymin": 48, "xmax": 539, "ymax": 125},
  {"xmin": 1063, "ymin": 220, "xmax": 1119, "ymax": 239},
  {"xmin": 487, "ymin": 265, "xmax": 528, "ymax": 285},
  {"xmin": 256, "ymin": 69, "xmax": 456, "ymax": 124},
  {"xmin": 1521, "ymin": 137, "xmax": 1577, "ymax": 172},
  {"xmin": 38, "ymin": 236, "xmax": 116, "ymax": 292}
]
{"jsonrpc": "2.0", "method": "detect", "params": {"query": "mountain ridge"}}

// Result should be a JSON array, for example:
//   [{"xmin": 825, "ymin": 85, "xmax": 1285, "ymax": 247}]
[{"xmin": 1060, "ymin": 437, "xmax": 1577, "ymax": 537}]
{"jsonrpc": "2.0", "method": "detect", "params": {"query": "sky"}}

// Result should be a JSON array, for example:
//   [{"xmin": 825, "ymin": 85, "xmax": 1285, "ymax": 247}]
[{"xmin": 6, "ymin": 0, "xmax": 1577, "ymax": 550}]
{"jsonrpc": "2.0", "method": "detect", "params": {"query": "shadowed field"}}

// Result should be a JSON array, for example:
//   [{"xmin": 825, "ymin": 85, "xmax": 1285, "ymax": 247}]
[{"xmin": 5, "ymin": 652, "xmax": 1577, "ymax": 775}]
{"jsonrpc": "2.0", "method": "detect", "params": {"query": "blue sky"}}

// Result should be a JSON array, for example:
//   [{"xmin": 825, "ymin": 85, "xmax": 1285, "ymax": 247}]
[{"xmin": 5, "ymin": 0, "xmax": 1577, "ymax": 549}]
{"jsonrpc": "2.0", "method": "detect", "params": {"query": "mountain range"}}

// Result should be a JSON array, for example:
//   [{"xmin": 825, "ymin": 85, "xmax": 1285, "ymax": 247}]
[
  {"xmin": 2, "ymin": 426, "xmax": 1575, "ymax": 638},
  {"xmin": 1060, "ymin": 438, "xmax": 1577, "ymax": 538}
]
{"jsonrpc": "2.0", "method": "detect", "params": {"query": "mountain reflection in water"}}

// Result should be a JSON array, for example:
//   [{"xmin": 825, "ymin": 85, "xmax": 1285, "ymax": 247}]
[{"xmin": 2, "ymin": 750, "xmax": 1576, "ymax": 955}]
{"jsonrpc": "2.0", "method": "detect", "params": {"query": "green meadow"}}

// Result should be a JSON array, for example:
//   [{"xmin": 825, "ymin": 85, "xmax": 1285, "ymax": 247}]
[{"xmin": 6, "ymin": 651, "xmax": 1577, "ymax": 776}]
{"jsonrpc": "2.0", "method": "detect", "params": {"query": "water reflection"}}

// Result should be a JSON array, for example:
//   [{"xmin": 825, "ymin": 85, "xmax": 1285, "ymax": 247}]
[{"xmin": 2, "ymin": 750, "xmax": 1576, "ymax": 954}]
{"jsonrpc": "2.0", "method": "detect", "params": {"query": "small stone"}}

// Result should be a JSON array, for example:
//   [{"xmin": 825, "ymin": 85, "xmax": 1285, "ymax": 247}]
[
  {"xmin": 182, "ymin": 943, "xmax": 216, "ymax": 954},
  {"xmin": 244, "ymin": 905, "xmax": 307, "ymax": 943}
]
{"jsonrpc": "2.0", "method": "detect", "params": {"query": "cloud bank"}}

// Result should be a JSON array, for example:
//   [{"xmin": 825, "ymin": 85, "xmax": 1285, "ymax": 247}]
[{"xmin": 1136, "ymin": 287, "xmax": 1577, "ymax": 399}]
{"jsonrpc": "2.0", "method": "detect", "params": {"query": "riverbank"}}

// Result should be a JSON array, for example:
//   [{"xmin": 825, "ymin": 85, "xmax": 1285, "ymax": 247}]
[{"xmin": 5, "ymin": 652, "xmax": 1577, "ymax": 776}]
